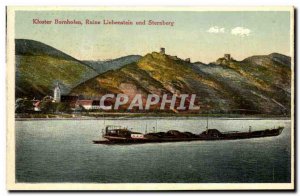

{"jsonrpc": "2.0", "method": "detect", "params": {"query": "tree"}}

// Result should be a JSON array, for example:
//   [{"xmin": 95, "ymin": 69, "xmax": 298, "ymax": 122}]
[
  {"xmin": 78, "ymin": 104, "xmax": 88, "ymax": 115},
  {"xmin": 56, "ymin": 102, "xmax": 71, "ymax": 113},
  {"xmin": 15, "ymin": 98, "xmax": 33, "ymax": 113},
  {"xmin": 40, "ymin": 100, "xmax": 56, "ymax": 113}
]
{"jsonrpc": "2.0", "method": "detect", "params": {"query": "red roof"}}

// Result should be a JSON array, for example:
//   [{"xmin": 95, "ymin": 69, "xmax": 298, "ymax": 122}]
[
  {"xmin": 76, "ymin": 100, "xmax": 93, "ymax": 106},
  {"xmin": 33, "ymin": 101, "xmax": 41, "ymax": 107}
]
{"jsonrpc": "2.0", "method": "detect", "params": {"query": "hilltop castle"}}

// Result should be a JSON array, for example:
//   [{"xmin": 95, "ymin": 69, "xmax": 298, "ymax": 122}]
[
  {"xmin": 224, "ymin": 54, "xmax": 231, "ymax": 61},
  {"xmin": 159, "ymin": 47, "xmax": 192, "ymax": 63},
  {"xmin": 216, "ymin": 54, "xmax": 233, "ymax": 65}
]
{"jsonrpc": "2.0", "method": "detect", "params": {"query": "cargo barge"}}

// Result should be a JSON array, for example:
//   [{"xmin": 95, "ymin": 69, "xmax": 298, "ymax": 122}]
[{"xmin": 93, "ymin": 125, "xmax": 284, "ymax": 144}]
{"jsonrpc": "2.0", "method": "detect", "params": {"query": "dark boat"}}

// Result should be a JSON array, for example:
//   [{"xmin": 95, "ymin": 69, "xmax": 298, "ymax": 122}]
[{"xmin": 93, "ymin": 125, "xmax": 284, "ymax": 144}]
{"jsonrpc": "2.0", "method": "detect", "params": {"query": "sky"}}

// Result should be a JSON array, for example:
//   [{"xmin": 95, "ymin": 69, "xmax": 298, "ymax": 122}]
[{"xmin": 15, "ymin": 10, "xmax": 291, "ymax": 63}]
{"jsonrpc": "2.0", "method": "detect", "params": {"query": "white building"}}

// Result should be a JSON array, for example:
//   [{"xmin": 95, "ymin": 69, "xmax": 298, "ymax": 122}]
[{"xmin": 53, "ymin": 83, "xmax": 61, "ymax": 103}]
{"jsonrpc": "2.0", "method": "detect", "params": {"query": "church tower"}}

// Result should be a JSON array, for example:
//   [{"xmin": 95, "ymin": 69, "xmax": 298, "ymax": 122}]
[{"xmin": 53, "ymin": 82, "xmax": 61, "ymax": 103}]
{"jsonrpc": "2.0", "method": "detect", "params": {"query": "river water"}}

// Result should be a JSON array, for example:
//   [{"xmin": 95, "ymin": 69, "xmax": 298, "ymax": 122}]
[{"xmin": 15, "ymin": 118, "xmax": 291, "ymax": 183}]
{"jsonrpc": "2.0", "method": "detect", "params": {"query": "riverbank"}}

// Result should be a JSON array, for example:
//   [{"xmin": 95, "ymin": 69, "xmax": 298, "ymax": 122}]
[{"xmin": 15, "ymin": 112, "xmax": 291, "ymax": 121}]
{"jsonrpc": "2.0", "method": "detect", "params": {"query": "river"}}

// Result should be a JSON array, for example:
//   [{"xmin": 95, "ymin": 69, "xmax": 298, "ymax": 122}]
[{"xmin": 15, "ymin": 118, "xmax": 291, "ymax": 183}]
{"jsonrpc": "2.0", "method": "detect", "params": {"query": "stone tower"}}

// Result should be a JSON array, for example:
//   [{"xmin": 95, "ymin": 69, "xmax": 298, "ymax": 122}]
[
  {"xmin": 160, "ymin": 47, "xmax": 165, "ymax": 54},
  {"xmin": 185, "ymin": 58, "xmax": 191, "ymax": 63},
  {"xmin": 53, "ymin": 82, "xmax": 61, "ymax": 103},
  {"xmin": 224, "ymin": 54, "xmax": 231, "ymax": 61}
]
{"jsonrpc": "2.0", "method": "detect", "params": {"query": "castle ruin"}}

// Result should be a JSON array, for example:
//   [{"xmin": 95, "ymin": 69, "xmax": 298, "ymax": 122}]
[
  {"xmin": 185, "ymin": 58, "xmax": 191, "ymax": 63},
  {"xmin": 224, "ymin": 54, "xmax": 231, "ymax": 61}
]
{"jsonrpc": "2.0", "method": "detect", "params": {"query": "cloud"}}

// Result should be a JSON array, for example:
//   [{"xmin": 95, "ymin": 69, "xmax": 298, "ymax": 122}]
[
  {"xmin": 231, "ymin": 27, "xmax": 251, "ymax": 37},
  {"xmin": 207, "ymin": 26, "xmax": 225, "ymax": 34}
]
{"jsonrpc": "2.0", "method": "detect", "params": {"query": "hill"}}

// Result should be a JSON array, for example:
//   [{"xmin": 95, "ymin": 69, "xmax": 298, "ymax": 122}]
[
  {"xmin": 83, "ymin": 55, "xmax": 142, "ymax": 74},
  {"xmin": 70, "ymin": 52, "xmax": 291, "ymax": 115},
  {"xmin": 15, "ymin": 39, "xmax": 291, "ymax": 115},
  {"xmin": 192, "ymin": 53, "xmax": 291, "ymax": 115},
  {"xmin": 15, "ymin": 39, "xmax": 98, "ymax": 99}
]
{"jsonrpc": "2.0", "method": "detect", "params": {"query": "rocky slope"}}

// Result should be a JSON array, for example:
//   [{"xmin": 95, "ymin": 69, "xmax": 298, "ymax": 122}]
[{"xmin": 70, "ymin": 52, "xmax": 291, "ymax": 115}]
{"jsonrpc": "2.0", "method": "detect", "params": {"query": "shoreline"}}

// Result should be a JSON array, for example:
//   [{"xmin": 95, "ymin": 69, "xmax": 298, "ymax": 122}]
[{"xmin": 15, "ymin": 116, "xmax": 291, "ymax": 121}]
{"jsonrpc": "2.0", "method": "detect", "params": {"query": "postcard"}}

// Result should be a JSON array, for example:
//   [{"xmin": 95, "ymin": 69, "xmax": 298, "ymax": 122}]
[{"xmin": 6, "ymin": 6, "xmax": 294, "ymax": 190}]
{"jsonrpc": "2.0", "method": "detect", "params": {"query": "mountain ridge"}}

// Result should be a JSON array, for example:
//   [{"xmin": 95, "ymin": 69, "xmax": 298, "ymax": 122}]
[
  {"xmin": 70, "ymin": 51, "xmax": 291, "ymax": 115},
  {"xmin": 15, "ymin": 39, "xmax": 291, "ymax": 115},
  {"xmin": 16, "ymin": 39, "xmax": 98, "ymax": 72},
  {"xmin": 15, "ymin": 39, "xmax": 98, "ymax": 98},
  {"xmin": 83, "ymin": 55, "xmax": 142, "ymax": 74}
]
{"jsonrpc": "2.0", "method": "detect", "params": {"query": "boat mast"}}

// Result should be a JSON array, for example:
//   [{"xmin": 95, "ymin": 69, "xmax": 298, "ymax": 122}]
[
  {"xmin": 101, "ymin": 113, "xmax": 106, "ymax": 138},
  {"xmin": 206, "ymin": 115, "xmax": 208, "ymax": 130},
  {"xmin": 206, "ymin": 110, "xmax": 209, "ymax": 131},
  {"xmin": 103, "ymin": 113, "xmax": 105, "ymax": 127},
  {"xmin": 145, "ymin": 124, "xmax": 147, "ymax": 134}
]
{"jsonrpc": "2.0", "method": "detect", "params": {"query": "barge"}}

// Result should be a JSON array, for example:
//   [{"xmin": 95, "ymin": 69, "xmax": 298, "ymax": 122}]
[{"xmin": 93, "ymin": 125, "xmax": 284, "ymax": 144}]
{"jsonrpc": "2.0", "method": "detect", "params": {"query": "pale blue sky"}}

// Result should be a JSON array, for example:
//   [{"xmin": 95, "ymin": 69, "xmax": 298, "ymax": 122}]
[{"xmin": 15, "ymin": 11, "xmax": 291, "ymax": 63}]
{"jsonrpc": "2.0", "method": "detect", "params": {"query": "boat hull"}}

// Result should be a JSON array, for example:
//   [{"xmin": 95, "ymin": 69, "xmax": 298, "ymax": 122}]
[{"xmin": 93, "ymin": 127, "xmax": 284, "ymax": 145}]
